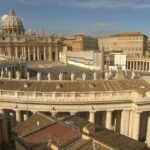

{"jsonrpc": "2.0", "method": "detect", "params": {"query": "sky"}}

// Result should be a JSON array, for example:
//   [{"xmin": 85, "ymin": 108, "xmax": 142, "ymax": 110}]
[{"xmin": 0, "ymin": 0, "xmax": 150, "ymax": 37}]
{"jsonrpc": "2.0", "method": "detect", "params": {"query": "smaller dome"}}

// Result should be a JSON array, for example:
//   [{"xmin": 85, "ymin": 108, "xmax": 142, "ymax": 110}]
[{"xmin": 1, "ymin": 8, "xmax": 25, "ymax": 35}]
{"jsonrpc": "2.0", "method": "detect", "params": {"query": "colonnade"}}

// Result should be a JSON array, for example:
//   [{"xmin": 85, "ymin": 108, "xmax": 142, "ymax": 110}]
[
  {"xmin": 0, "ymin": 45, "xmax": 59, "ymax": 62},
  {"xmin": 127, "ymin": 58, "xmax": 150, "ymax": 72},
  {"xmin": 0, "ymin": 108, "xmax": 150, "ymax": 146}
]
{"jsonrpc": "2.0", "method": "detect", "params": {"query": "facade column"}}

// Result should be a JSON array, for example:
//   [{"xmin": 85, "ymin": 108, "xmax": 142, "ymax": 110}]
[
  {"xmin": 106, "ymin": 110, "xmax": 112, "ymax": 130},
  {"xmin": 9, "ymin": 112, "xmax": 16, "ymax": 128},
  {"xmin": 149, "ymin": 63, "xmax": 150, "ymax": 72},
  {"xmin": 49, "ymin": 46, "xmax": 52, "ymax": 61},
  {"xmin": 44, "ymin": 46, "xmax": 46, "ymax": 60},
  {"xmin": 37, "ymin": 47, "xmax": 40, "ymax": 60},
  {"xmin": 133, "ymin": 112, "xmax": 141, "ymax": 140},
  {"xmin": 120, "ymin": 110, "xmax": 130, "ymax": 136},
  {"xmin": 16, "ymin": 110, "xmax": 21, "ymax": 123},
  {"xmin": 0, "ymin": 47, "xmax": 2, "ymax": 55},
  {"xmin": 89, "ymin": 111, "xmax": 95, "ymax": 123},
  {"xmin": 7, "ymin": 46, "xmax": 11, "ymax": 57},
  {"xmin": 23, "ymin": 113, "xmax": 28, "ymax": 121},
  {"xmin": 146, "ymin": 62, "xmax": 148, "ymax": 71},
  {"xmin": 130, "ymin": 61, "xmax": 132, "ymax": 70},
  {"xmin": 146, "ymin": 112, "xmax": 150, "ymax": 147},
  {"xmin": 24, "ymin": 46, "xmax": 27, "ymax": 60},
  {"xmin": 28, "ymin": 46, "xmax": 31, "ymax": 61},
  {"xmin": 15, "ymin": 47, "xmax": 18, "ymax": 59},
  {"xmin": 33, "ymin": 46, "xmax": 36, "ymax": 61},
  {"xmin": 142, "ymin": 62, "xmax": 145, "ymax": 71},
  {"xmin": 55, "ymin": 46, "xmax": 58, "ymax": 61},
  {"xmin": 136, "ymin": 61, "xmax": 138, "ymax": 71}
]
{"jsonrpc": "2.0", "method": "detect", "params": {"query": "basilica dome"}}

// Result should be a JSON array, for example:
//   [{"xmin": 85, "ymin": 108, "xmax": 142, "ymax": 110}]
[{"xmin": 1, "ymin": 8, "xmax": 25, "ymax": 35}]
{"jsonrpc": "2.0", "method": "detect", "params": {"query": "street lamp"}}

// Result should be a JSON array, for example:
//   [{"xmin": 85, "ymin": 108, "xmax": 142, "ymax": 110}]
[{"xmin": 24, "ymin": 82, "xmax": 29, "ymax": 119}]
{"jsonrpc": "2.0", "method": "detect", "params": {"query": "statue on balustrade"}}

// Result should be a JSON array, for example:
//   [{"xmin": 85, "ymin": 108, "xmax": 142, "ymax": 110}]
[
  {"xmin": 105, "ymin": 71, "xmax": 109, "ymax": 80},
  {"xmin": 108, "ymin": 69, "xmax": 113, "ymax": 79},
  {"xmin": 59, "ymin": 72, "xmax": 63, "ymax": 80},
  {"xmin": 71, "ymin": 72, "xmax": 74, "ymax": 81},
  {"xmin": 1, "ymin": 69, "xmax": 4, "ymax": 79},
  {"xmin": 47, "ymin": 72, "xmax": 51, "ymax": 81},
  {"xmin": 37, "ymin": 72, "xmax": 41, "ymax": 81},
  {"xmin": 131, "ymin": 70, "xmax": 135, "ymax": 79},
  {"xmin": 8, "ymin": 71, "xmax": 12, "ymax": 79},
  {"xmin": 93, "ymin": 72, "xmax": 97, "ymax": 80},
  {"xmin": 16, "ymin": 71, "xmax": 21, "ymax": 80},
  {"xmin": 82, "ymin": 73, "xmax": 86, "ymax": 80}
]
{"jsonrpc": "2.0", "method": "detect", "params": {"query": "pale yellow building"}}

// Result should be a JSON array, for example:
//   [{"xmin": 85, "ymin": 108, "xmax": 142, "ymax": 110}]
[
  {"xmin": 63, "ymin": 35, "xmax": 99, "ymax": 52},
  {"xmin": 99, "ymin": 32, "xmax": 148, "ymax": 57}
]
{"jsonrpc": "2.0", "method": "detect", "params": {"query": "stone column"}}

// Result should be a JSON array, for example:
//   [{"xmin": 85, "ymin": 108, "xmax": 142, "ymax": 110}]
[
  {"xmin": 44, "ymin": 46, "xmax": 46, "ymax": 60},
  {"xmin": 33, "ymin": 46, "xmax": 36, "ymax": 61},
  {"xmin": 146, "ymin": 112, "xmax": 150, "ymax": 147},
  {"xmin": 24, "ymin": 46, "xmax": 27, "ymax": 60},
  {"xmin": 133, "ymin": 112, "xmax": 141, "ymax": 140},
  {"xmin": 37, "ymin": 47, "xmax": 40, "ymax": 60},
  {"xmin": 0, "ymin": 109, "xmax": 4, "ymax": 114},
  {"xmin": 121, "ymin": 110, "xmax": 130, "ymax": 136},
  {"xmin": 7, "ymin": 47, "xmax": 11, "ymax": 57},
  {"xmin": 23, "ymin": 113, "xmax": 28, "ymax": 121},
  {"xmin": 136, "ymin": 61, "xmax": 138, "ymax": 71},
  {"xmin": 130, "ymin": 61, "xmax": 132, "ymax": 70},
  {"xmin": 0, "ymin": 47, "xmax": 2, "ymax": 55},
  {"xmin": 146, "ymin": 62, "xmax": 148, "ymax": 71},
  {"xmin": 9, "ymin": 112, "xmax": 16, "ymax": 128},
  {"xmin": 21, "ymin": 47, "xmax": 24, "ymax": 58},
  {"xmin": 142, "ymin": 62, "xmax": 145, "ymax": 71},
  {"xmin": 15, "ymin": 47, "xmax": 18, "ymax": 59},
  {"xmin": 49, "ymin": 46, "xmax": 52, "ymax": 61},
  {"xmin": 106, "ymin": 110, "xmax": 112, "ymax": 130},
  {"xmin": 28, "ymin": 46, "xmax": 31, "ymax": 61},
  {"xmin": 16, "ymin": 110, "xmax": 21, "ymax": 123},
  {"xmin": 89, "ymin": 111, "xmax": 95, "ymax": 123},
  {"xmin": 55, "ymin": 46, "xmax": 58, "ymax": 61}
]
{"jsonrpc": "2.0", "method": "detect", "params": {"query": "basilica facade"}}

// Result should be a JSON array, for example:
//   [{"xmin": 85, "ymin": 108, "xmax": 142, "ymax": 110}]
[{"xmin": 0, "ymin": 9, "xmax": 63, "ymax": 62}]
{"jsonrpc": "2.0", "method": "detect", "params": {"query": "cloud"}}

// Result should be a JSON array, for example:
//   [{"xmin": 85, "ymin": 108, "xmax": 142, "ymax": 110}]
[{"xmin": 17, "ymin": 0, "xmax": 150, "ymax": 9}]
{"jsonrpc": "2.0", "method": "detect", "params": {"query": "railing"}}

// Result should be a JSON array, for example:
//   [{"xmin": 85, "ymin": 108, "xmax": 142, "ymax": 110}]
[
  {"xmin": 0, "ymin": 58, "xmax": 26, "ymax": 65},
  {"xmin": 0, "ymin": 89, "xmax": 133, "ymax": 103}
]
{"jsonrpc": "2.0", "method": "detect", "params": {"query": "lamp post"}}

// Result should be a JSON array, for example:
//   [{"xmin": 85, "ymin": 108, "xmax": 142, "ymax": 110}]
[{"xmin": 24, "ymin": 82, "xmax": 29, "ymax": 119}]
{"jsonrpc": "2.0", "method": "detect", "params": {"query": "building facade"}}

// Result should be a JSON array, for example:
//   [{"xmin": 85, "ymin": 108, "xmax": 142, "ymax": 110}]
[
  {"xmin": 63, "ymin": 35, "xmax": 99, "ymax": 52},
  {"xmin": 0, "ymin": 9, "xmax": 63, "ymax": 62},
  {"xmin": 99, "ymin": 32, "xmax": 148, "ymax": 57}
]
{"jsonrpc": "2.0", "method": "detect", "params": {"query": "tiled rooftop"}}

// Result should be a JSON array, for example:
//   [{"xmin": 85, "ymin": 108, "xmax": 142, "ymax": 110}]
[
  {"xmin": 12, "ymin": 113, "xmax": 56, "ymax": 136},
  {"xmin": 0, "ymin": 79, "xmax": 150, "ymax": 93}
]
